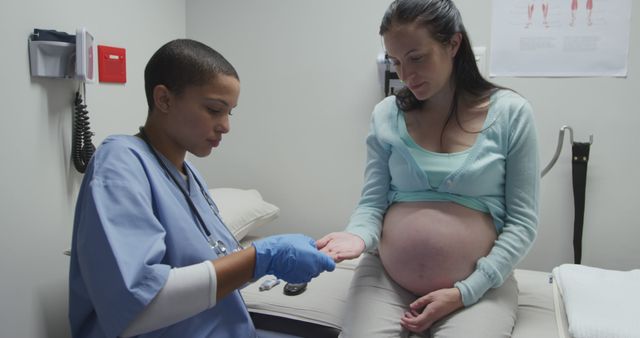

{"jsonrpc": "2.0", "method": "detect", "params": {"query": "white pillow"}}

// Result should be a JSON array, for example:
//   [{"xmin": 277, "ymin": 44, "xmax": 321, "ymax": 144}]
[{"xmin": 208, "ymin": 188, "xmax": 280, "ymax": 240}]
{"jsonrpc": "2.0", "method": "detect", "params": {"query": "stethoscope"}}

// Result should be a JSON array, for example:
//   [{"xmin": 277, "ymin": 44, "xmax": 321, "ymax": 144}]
[{"xmin": 138, "ymin": 127, "xmax": 243, "ymax": 257}]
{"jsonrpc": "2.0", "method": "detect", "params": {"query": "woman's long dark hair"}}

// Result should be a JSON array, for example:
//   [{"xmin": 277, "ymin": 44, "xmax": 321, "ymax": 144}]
[{"xmin": 380, "ymin": 0, "xmax": 499, "ymax": 139}]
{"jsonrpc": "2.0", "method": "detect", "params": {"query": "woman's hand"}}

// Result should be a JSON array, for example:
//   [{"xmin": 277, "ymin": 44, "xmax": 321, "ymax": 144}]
[
  {"xmin": 316, "ymin": 232, "xmax": 365, "ymax": 263},
  {"xmin": 400, "ymin": 287, "xmax": 464, "ymax": 333}
]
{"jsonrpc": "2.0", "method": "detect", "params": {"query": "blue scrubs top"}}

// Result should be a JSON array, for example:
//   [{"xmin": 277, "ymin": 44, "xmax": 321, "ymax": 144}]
[{"xmin": 68, "ymin": 135, "xmax": 255, "ymax": 338}]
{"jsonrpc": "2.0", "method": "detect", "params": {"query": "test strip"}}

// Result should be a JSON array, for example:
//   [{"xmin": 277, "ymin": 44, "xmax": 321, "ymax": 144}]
[{"xmin": 259, "ymin": 278, "xmax": 280, "ymax": 291}]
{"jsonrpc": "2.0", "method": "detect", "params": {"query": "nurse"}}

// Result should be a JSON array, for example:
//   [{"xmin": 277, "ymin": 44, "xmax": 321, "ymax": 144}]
[{"xmin": 68, "ymin": 39, "xmax": 335, "ymax": 338}]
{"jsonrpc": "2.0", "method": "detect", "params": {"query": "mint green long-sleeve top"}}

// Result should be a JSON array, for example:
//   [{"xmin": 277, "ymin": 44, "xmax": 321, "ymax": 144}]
[{"xmin": 345, "ymin": 90, "xmax": 539, "ymax": 306}]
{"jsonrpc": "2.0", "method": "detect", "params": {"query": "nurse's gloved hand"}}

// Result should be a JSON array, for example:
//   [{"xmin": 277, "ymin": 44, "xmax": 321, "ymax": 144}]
[{"xmin": 252, "ymin": 234, "xmax": 336, "ymax": 283}]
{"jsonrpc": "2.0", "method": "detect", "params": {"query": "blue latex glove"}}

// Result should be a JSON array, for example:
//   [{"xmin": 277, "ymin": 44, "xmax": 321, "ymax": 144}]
[{"xmin": 252, "ymin": 234, "xmax": 336, "ymax": 283}]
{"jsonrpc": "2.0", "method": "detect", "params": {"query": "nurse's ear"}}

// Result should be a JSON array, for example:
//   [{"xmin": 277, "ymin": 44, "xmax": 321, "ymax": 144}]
[{"xmin": 152, "ymin": 85, "xmax": 172, "ymax": 114}]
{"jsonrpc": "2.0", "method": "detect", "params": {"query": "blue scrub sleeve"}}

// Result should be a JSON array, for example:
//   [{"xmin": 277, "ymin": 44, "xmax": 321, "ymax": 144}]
[{"xmin": 76, "ymin": 175, "xmax": 171, "ymax": 338}]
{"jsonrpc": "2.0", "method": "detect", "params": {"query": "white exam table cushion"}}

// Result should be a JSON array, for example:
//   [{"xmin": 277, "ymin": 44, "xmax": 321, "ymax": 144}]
[{"xmin": 552, "ymin": 264, "xmax": 640, "ymax": 338}]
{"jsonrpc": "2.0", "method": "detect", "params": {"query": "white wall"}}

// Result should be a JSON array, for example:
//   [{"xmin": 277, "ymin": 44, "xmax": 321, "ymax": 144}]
[
  {"xmin": 0, "ymin": 1, "xmax": 185, "ymax": 337},
  {"xmin": 187, "ymin": 0, "xmax": 640, "ymax": 272},
  {"xmin": 186, "ymin": 0, "xmax": 391, "ymax": 249}
]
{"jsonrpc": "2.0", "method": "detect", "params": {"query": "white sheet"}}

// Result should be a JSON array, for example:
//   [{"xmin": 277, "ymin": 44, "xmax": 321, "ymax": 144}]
[{"xmin": 552, "ymin": 264, "xmax": 640, "ymax": 338}]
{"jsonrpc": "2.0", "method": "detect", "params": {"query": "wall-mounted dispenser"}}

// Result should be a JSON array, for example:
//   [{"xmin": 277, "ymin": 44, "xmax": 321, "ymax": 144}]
[
  {"xmin": 28, "ymin": 29, "xmax": 76, "ymax": 78},
  {"xmin": 28, "ymin": 28, "xmax": 95, "ymax": 81}
]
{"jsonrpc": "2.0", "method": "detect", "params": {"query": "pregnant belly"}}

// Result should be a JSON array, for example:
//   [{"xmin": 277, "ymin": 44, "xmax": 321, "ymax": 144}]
[{"xmin": 379, "ymin": 201, "xmax": 497, "ymax": 296}]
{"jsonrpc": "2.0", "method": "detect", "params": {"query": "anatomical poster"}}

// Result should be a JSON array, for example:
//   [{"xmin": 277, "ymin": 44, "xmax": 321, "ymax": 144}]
[{"xmin": 490, "ymin": 0, "xmax": 631, "ymax": 77}]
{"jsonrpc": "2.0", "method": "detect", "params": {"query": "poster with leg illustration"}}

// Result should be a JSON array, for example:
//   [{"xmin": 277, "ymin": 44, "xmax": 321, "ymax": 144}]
[
  {"xmin": 570, "ymin": 0, "xmax": 578, "ymax": 26},
  {"xmin": 542, "ymin": 1, "xmax": 550, "ymax": 28},
  {"xmin": 525, "ymin": 1, "xmax": 534, "ymax": 28},
  {"xmin": 491, "ymin": 0, "xmax": 631, "ymax": 77},
  {"xmin": 586, "ymin": 0, "xmax": 593, "ymax": 25},
  {"xmin": 525, "ymin": 1, "xmax": 550, "ymax": 29}
]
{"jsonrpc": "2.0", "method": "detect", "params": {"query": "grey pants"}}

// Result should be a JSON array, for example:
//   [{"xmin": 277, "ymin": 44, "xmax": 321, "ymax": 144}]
[{"xmin": 339, "ymin": 253, "xmax": 518, "ymax": 338}]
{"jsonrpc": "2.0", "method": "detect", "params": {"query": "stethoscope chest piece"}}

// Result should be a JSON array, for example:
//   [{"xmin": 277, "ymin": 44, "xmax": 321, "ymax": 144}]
[{"xmin": 210, "ymin": 238, "xmax": 228, "ymax": 256}]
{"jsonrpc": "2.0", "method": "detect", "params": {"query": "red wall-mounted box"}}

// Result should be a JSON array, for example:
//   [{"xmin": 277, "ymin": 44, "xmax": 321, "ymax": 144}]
[{"xmin": 98, "ymin": 45, "xmax": 126, "ymax": 83}]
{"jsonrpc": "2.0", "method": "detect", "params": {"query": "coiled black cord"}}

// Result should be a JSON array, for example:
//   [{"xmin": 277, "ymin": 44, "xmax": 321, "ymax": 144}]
[{"xmin": 72, "ymin": 91, "xmax": 95, "ymax": 173}]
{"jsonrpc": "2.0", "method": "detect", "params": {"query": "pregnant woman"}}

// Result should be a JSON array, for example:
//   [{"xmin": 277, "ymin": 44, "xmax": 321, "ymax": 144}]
[{"xmin": 317, "ymin": 1, "xmax": 539, "ymax": 337}]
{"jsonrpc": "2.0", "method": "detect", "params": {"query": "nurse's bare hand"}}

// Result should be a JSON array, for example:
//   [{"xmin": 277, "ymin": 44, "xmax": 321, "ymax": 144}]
[
  {"xmin": 400, "ymin": 287, "xmax": 463, "ymax": 333},
  {"xmin": 316, "ymin": 232, "xmax": 365, "ymax": 262}
]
